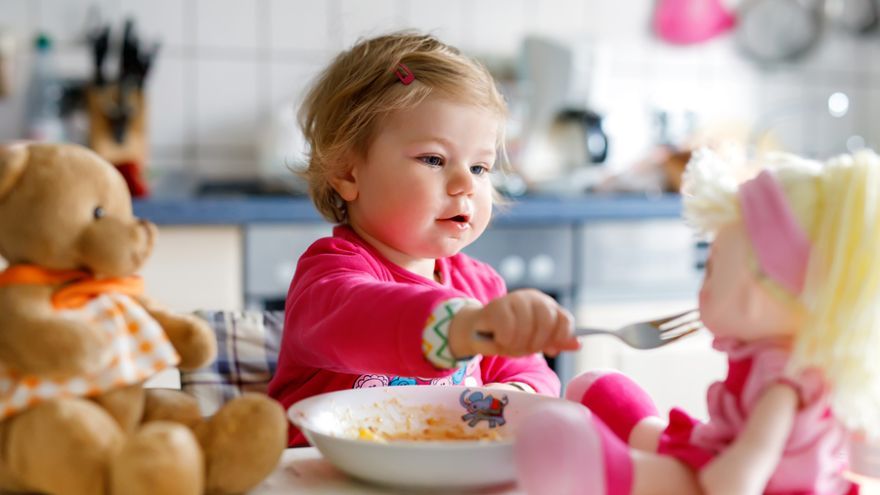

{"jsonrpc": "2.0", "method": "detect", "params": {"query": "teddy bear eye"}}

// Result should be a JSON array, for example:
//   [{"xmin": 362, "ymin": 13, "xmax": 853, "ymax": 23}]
[{"xmin": 93, "ymin": 206, "xmax": 105, "ymax": 220}]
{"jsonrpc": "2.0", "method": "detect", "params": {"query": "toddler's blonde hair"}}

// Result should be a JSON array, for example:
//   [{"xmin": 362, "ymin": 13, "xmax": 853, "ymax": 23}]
[
  {"xmin": 684, "ymin": 148, "xmax": 880, "ymax": 435},
  {"xmin": 298, "ymin": 31, "xmax": 508, "ymax": 223}
]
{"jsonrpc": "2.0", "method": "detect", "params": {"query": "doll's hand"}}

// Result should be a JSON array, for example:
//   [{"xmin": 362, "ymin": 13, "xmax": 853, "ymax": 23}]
[
  {"xmin": 699, "ymin": 383, "xmax": 798, "ymax": 495},
  {"xmin": 448, "ymin": 289, "xmax": 580, "ymax": 358}
]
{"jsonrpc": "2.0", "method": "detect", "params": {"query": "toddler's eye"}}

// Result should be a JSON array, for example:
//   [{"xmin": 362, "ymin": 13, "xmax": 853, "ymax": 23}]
[
  {"xmin": 419, "ymin": 155, "xmax": 444, "ymax": 167},
  {"xmin": 93, "ymin": 206, "xmax": 105, "ymax": 220},
  {"xmin": 470, "ymin": 165, "xmax": 489, "ymax": 176}
]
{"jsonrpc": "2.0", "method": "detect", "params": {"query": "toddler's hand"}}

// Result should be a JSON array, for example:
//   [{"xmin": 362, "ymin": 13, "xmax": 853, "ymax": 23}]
[{"xmin": 448, "ymin": 289, "xmax": 580, "ymax": 358}]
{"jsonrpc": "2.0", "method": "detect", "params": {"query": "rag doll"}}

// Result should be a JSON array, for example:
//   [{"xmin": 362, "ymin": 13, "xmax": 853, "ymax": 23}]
[{"xmin": 515, "ymin": 149, "xmax": 880, "ymax": 495}]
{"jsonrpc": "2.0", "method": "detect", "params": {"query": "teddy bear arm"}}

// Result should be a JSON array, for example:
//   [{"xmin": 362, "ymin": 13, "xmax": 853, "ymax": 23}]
[
  {"xmin": 137, "ymin": 298, "xmax": 217, "ymax": 370},
  {"xmin": 0, "ymin": 288, "xmax": 113, "ymax": 377}
]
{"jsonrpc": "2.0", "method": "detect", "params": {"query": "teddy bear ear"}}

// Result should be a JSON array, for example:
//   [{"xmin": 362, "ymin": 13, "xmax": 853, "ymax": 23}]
[{"xmin": 0, "ymin": 143, "xmax": 29, "ymax": 200}]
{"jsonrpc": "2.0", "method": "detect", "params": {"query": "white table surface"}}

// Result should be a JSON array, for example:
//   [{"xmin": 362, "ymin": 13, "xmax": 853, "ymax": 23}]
[
  {"xmin": 251, "ymin": 447, "xmax": 880, "ymax": 495},
  {"xmin": 250, "ymin": 447, "xmax": 524, "ymax": 495}
]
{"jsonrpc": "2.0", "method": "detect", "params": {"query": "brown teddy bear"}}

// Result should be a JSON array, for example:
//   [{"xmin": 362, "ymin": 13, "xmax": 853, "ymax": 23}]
[{"xmin": 0, "ymin": 142, "xmax": 288, "ymax": 495}]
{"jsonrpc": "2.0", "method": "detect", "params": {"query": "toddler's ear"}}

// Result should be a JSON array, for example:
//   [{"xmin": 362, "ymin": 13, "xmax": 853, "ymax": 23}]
[{"xmin": 329, "ymin": 157, "xmax": 359, "ymax": 202}]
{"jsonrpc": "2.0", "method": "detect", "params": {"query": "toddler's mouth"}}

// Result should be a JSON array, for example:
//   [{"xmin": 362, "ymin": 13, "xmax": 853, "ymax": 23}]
[
  {"xmin": 437, "ymin": 213, "xmax": 472, "ymax": 232},
  {"xmin": 441, "ymin": 214, "xmax": 470, "ymax": 224}
]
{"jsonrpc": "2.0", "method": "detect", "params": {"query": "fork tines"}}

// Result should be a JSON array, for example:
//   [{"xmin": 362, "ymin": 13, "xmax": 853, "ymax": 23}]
[{"xmin": 655, "ymin": 309, "xmax": 703, "ymax": 341}]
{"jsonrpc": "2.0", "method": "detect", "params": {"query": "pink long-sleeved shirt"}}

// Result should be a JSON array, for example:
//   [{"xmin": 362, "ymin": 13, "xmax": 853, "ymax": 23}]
[{"xmin": 267, "ymin": 225, "xmax": 561, "ymax": 446}]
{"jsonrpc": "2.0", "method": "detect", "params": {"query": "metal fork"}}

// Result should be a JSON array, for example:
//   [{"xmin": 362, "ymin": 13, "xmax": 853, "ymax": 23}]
[{"xmin": 575, "ymin": 309, "xmax": 703, "ymax": 349}]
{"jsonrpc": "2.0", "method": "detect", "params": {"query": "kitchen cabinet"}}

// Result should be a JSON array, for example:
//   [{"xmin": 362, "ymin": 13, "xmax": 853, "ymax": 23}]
[
  {"xmin": 464, "ymin": 225, "xmax": 575, "ymax": 305},
  {"xmin": 140, "ymin": 226, "xmax": 244, "ymax": 312},
  {"xmin": 244, "ymin": 223, "xmax": 332, "ymax": 309}
]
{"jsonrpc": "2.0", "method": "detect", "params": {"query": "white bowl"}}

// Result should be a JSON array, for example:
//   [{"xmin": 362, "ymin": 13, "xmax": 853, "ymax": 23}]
[{"xmin": 287, "ymin": 385, "xmax": 568, "ymax": 489}]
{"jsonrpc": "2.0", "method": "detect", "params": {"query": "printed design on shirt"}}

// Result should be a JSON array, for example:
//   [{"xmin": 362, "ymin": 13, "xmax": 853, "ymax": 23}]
[
  {"xmin": 430, "ymin": 365, "xmax": 467, "ymax": 386},
  {"xmin": 459, "ymin": 389, "xmax": 508, "ymax": 428},
  {"xmin": 353, "ymin": 374, "xmax": 389, "ymax": 388},
  {"xmin": 389, "ymin": 376, "xmax": 417, "ymax": 386},
  {"xmin": 352, "ymin": 359, "xmax": 474, "ymax": 389}
]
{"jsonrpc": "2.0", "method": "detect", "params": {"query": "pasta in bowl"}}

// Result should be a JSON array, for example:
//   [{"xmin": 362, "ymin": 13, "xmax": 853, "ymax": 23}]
[{"xmin": 287, "ymin": 385, "xmax": 568, "ymax": 489}]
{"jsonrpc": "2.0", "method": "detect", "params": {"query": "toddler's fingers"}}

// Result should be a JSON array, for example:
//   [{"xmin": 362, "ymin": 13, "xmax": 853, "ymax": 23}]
[
  {"xmin": 549, "ymin": 308, "xmax": 580, "ymax": 352},
  {"xmin": 556, "ymin": 336, "xmax": 581, "ymax": 352},
  {"xmin": 471, "ymin": 336, "xmax": 503, "ymax": 356},
  {"xmin": 527, "ymin": 298, "xmax": 557, "ymax": 352},
  {"xmin": 484, "ymin": 300, "xmax": 517, "ymax": 350},
  {"xmin": 502, "ymin": 295, "xmax": 533, "ymax": 355}
]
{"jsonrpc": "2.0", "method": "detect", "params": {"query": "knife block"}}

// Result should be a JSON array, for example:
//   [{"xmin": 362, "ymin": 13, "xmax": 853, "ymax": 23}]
[{"xmin": 86, "ymin": 84, "xmax": 150, "ymax": 196}]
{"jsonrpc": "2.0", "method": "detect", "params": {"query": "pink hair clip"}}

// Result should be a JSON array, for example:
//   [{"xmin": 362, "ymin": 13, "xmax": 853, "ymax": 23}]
[{"xmin": 394, "ymin": 62, "xmax": 415, "ymax": 85}]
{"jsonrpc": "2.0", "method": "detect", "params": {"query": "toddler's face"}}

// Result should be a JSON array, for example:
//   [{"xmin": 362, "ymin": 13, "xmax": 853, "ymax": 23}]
[{"xmin": 342, "ymin": 95, "xmax": 499, "ymax": 271}]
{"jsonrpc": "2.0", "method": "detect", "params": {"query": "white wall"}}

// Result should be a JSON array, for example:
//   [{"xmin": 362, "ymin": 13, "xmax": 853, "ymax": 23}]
[{"xmin": 1, "ymin": 0, "xmax": 879, "ymax": 176}]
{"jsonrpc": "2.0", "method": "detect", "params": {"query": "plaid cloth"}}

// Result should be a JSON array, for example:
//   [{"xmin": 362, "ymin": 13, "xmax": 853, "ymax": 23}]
[{"xmin": 181, "ymin": 310, "xmax": 284, "ymax": 416}]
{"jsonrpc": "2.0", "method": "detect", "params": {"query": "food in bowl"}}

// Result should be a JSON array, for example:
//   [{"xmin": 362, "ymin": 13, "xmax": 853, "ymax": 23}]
[
  {"xmin": 287, "ymin": 385, "xmax": 571, "ymax": 489},
  {"xmin": 353, "ymin": 400, "xmax": 505, "ymax": 442}
]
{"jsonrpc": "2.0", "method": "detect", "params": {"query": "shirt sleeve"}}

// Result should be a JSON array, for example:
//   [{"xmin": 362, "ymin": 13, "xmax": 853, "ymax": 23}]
[
  {"xmin": 284, "ymin": 239, "xmax": 468, "ymax": 379},
  {"xmin": 422, "ymin": 297, "xmax": 481, "ymax": 369},
  {"xmin": 480, "ymin": 353, "xmax": 561, "ymax": 397}
]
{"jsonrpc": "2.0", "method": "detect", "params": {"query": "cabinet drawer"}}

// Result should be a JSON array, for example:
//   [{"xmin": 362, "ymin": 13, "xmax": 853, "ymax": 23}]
[
  {"xmin": 577, "ymin": 220, "xmax": 703, "ymax": 300},
  {"xmin": 245, "ymin": 224, "xmax": 332, "ymax": 298},
  {"xmin": 464, "ymin": 225, "xmax": 573, "ymax": 291}
]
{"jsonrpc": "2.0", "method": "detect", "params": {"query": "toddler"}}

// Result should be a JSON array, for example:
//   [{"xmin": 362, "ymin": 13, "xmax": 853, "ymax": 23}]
[{"xmin": 267, "ymin": 32, "xmax": 580, "ymax": 447}]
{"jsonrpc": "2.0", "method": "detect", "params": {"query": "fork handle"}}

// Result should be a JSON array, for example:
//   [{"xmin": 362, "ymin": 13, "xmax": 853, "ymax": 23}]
[
  {"xmin": 572, "ymin": 328, "xmax": 612, "ymax": 338},
  {"xmin": 476, "ymin": 328, "xmax": 610, "ymax": 339}
]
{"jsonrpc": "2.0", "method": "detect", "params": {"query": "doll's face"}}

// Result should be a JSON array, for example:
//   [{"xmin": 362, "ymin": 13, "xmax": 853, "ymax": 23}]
[{"xmin": 699, "ymin": 223, "xmax": 801, "ymax": 341}]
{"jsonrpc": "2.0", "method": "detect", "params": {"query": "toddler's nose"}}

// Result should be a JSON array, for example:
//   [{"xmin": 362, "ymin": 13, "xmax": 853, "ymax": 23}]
[{"xmin": 447, "ymin": 164, "xmax": 475, "ymax": 195}]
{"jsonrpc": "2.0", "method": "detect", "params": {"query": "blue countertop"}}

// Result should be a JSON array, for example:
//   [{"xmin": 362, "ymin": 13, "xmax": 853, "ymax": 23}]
[{"xmin": 132, "ymin": 194, "xmax": 684, "ymax": 226}]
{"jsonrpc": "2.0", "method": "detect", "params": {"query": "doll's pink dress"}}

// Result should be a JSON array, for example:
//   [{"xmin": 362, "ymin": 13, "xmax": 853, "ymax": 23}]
[{"xmin": 658, "ymin": 337, "xmax": 856, "ymax": 495}]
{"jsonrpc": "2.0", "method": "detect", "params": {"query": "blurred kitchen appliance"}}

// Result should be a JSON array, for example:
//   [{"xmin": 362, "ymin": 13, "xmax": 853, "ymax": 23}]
[
  {"xmin": 552, "ymin": 108, "xmax": 608, "ymax": 165},
  {"xmin": 825, "ymin": 0, "xmax": 879, "ymax": 33},
  {"xmin": 516, "ymin": 35, "xmax": 609, "ymax": 194},
  {"xmin": 256, "ymin": 100, "xmax": 309, "ymax": 194},
  {"xmin": 736, "ymin": 0, "xmax": 824, "ymax": 63}
]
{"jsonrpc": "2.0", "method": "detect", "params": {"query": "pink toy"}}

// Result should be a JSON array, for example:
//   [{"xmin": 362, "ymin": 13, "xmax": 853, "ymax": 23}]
[
  {"xmin": 653, "ymin": 0, "xmax": 736, "ymax": 45},
  {"xmin": 565, "ymin": 369, "xmax": 659, "ymax": 444},
  {"xmin": 516, "ymin": 149, "xmax": 880, "ymax": 494}
]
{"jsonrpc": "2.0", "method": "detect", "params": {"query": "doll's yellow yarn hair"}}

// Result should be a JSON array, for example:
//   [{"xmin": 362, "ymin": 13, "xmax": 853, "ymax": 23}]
[
  {"xmin": 684, "ymin": 148, "xmax": 880, "ymax": 435},
  {"xmin": 796, "ymin": 151, "xmax": 880, "ymax": 435}
]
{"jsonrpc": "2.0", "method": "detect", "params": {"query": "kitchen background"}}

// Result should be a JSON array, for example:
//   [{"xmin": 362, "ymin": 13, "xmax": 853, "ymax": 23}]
[
  {"xmin": 1, "ymin": 0, "xmax": 879, "ymax": 416},
  {"xmin": 1, "ymin": 0, "xmax": 878, "ymax": 179}
]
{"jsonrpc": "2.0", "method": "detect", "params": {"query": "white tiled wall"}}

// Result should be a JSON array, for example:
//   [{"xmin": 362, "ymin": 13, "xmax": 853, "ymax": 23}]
[{"xmin": 1, "ymin": 0, "xmax": 879, "ymax": 176}]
